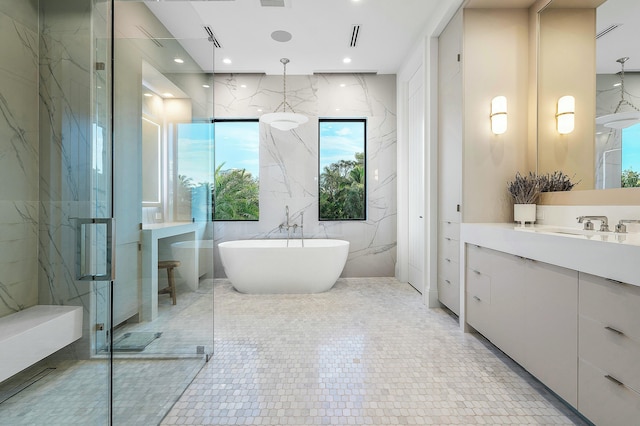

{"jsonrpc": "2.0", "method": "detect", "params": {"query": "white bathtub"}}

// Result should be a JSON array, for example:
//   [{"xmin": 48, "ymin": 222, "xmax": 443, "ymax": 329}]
[
  {"xmin": 170, "ymin": 240, "xmax": 214, "ymax": 290},
  {"xmin": 218, "ymin": 239, "xmax": 349, "ymax": 294}
]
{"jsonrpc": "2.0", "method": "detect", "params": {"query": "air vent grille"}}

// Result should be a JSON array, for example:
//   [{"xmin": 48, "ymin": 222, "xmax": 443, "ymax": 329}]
[
  {"xmin": 350, "ymin": 25, "xmax": 360, "ymax": 48},
  {"xmin": 136, "ymin": 25, "xmax": 163, "ymax": 48},
  {"xmin": 203, "ymin": 26, "xmax": 222, "ymax": 48},
  {"xmin": 596, "ymin": 23, "xmax": 622, "ymax": 39},
  {"xmin": 260, "ymin": 0, "xmax": 285, "ymax": 6}
]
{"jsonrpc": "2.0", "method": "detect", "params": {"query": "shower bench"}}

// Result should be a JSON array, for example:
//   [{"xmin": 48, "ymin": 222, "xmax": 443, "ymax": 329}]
[{"xmin": 0, "ymin": 305, "xmax": 82, "ymax": 383}]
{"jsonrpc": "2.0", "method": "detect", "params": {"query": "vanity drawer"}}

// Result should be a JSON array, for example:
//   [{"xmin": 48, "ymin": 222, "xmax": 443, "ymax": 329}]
[
  {"xmin": 440, "ymin": 220, "xmax": 460, "ymax": 241},
  {"xmin": 439, "ymin": 236, "xmax": 460, "ymax": 264},
  {"xmin": 579, "ymin": 359, "xmax": 640, "ymax": 426},
  {"xmin": 466, "ymin": 244, "xmax": 493, "ymax": 276},
  {"xmin": 466, "ymin": 269, "xmax": 491, "ymax": 335},
  {"xmin": 579, "ymin": 272, "xmax": 640, "ymax": 342},
  {"xmin": 438, "ymin": 274, "xmax": 460, "ymax": 315},
  {"xmin": 438, "ymin": 254, "xmax": 458, "ymax": 280},
  {"xmin": 580, "ymin": 315, "xmax": 640, "ymax": 392}
]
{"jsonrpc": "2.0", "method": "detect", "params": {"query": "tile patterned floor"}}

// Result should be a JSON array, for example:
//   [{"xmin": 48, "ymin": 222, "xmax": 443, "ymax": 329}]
[
  {"xmin": 161, "ymin": 278, "xmax": 587, "ymax": 425},
  {"xmin": 0, "ymin": 280, "xmax": 213, "ymax": 426}
]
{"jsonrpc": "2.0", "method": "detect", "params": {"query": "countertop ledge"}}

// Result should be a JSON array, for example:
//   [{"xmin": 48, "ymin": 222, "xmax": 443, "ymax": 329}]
[{"xmin": 460, "ymin": 223, "xmax": 640, "ymax": 287}]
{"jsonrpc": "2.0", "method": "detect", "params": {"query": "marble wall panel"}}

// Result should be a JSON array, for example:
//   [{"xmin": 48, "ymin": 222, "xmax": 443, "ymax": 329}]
[
  {"xmin": 210, "ymin": 73, "xmax": 397, "ymax": 277},
  {"xmin": 0, "ymin": 5, "xmax": 39, "ymax": 319}
]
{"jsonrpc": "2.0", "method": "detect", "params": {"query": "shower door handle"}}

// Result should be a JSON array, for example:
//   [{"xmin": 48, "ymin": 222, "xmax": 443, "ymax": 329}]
[{"xmin": 75, "ymin": 218, "xmax": 116, "ymax": 281}]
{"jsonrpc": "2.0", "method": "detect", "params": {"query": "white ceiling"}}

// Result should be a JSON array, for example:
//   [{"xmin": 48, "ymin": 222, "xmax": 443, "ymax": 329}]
[
  {"xmin": 144, "ymin": 0, "xmax": 458, "ymax": 75},
  {"xmin": 140, "ymin": 0, "xmax": 638, "ymax": 76},
  {"xmin": 596, "ymin": 0, "xmax": 640, "ymax": 73}
]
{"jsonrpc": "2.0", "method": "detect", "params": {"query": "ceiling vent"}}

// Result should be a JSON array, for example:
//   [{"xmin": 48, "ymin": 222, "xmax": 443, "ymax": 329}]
[
  {"xmin": 203, "ymin": 26, "xmax": 222, "ymax": 48},
  {"xmin": 260, "ymin": 0, "xmax": 285, "ymax": 6},
  {"xmin": 596, "ymin": 23, "xmax": 622, "ymax": 39},
  {"xmin": 136, "ymin": 25, "xmax": 163, "ymax": 48},
  {"xmin": 349, "ymin": 25, "xmax": 360, "ymax": 48}
]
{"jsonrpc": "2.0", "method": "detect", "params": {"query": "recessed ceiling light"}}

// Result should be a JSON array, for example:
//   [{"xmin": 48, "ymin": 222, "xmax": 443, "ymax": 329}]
[
  {"xmin": 257, "ymin": 109, "xmax": 263, "ymax": 112},
  {"xmin": 335, "ymin": 108, "xmax": 341, "ymax": 111},
  {"xmin": 202, "ymin": 84, "xmax": 210, "ymax": 88},
  {"xmin": 163, "ymin": 93, "xmax": 174, "ymax": 98},
  {"xmin": 343, "ymin": 57, "xmax": 352, "ymax": 64},
  {"xmin": 240, "ymin": 84, "xmax": 247, "ymax": 88},
  {"xmin": 223, "ymin": 58, "xmax": 232, "ymax": 64},
  {"xmin": 340, "ymin": 83, "xmax": 346, "ymax": 88},
  {"xmin": 614, "ymin": 83, "xmax": 622, "ymax": 87},
  {"xmin": 174, "ymin": 58, "xmax": 184, "ymax": 64},
  {"xmin": 144, "ymin": 93, "xmax": 153, "ymax": 97}
]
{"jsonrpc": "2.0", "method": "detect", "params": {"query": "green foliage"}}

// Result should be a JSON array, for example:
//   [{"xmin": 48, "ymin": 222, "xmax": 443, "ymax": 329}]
[
  {"xmin": 320, "ymin": 153, "xmax": 365, "ymax": 220},
  {"xmin": 622, "ymin": 168, "xmax": 640, "ymax": 188},
  {"xmin": 212, "ymin": 163, "xmax": 259, "ymax": 220}
]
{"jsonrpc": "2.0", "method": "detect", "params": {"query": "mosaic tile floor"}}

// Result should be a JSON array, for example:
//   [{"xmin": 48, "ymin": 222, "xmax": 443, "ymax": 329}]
[
  {"xmin": 161, "ymin": 278, "xmax": 587, "ymax": 425},
  {"xmin": 0, "ymin": 280, "xmax": 213, "ymax": 426}
]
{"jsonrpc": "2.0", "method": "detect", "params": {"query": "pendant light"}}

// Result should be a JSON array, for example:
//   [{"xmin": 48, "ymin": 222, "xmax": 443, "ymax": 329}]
[
  {"xmin": 596, "ymin": 57, "xmax": 640, "ymax": 129},
  {"xmin": 260, "ymin": 58, "xmax": 308, "ymax": 131}
]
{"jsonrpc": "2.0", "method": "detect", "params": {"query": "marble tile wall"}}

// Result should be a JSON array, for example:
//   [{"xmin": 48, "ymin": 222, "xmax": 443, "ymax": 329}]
[
  {"xmin": 0, "ymin": 1, "xmax": 39, "ymax": 318},
  {"xmin": 37, "ymin": 0, "xmax": 110, "ymax": 354},
  {"xmin": 211, "ymin": 73, "xmax": 397, "ymax": 277}
]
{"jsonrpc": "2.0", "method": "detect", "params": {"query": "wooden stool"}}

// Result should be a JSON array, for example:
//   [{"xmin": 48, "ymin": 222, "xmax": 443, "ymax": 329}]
[{"xmin": 158, "ymin": 260, "xmax": 181, "ymax": 305}]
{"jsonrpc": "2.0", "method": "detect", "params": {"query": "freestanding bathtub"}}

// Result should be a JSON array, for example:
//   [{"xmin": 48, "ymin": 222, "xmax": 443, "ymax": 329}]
[{"xmin": 218, "ymin": 239, "xmax": 349, "ymax": 294}]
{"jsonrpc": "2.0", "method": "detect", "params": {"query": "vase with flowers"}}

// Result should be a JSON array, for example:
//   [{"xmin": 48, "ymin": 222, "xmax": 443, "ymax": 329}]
[{"xmin": 507, "ymin": 172, "xmax": 540, "ymax": 225}]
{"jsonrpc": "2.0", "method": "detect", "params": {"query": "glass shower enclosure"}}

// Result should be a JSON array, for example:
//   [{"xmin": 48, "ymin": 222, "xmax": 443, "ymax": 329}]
[{"xmin": 0, "ymin": 1, "xmax": 214, "ymax": 424}]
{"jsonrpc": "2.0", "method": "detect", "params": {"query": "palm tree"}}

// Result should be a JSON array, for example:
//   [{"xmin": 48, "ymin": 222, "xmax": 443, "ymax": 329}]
[
  {"xmin": 212, "ymin": 163, "xmax": 259, "ymax": 220},
  {"xmin": 319, "ymin": 153, "xmax": 365, "ymax": 220}
]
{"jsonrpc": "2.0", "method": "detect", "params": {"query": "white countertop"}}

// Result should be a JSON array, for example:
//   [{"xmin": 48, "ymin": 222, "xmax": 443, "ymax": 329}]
[{"xmin": 460, "ymin": 223, "xmax": 640, "ymax": 287}]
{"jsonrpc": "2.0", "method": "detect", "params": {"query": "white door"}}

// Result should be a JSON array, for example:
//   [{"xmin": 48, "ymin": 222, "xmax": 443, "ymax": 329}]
[{"xmin": 408, "ymin": 65, "xmax": 425, "ymax": 293}]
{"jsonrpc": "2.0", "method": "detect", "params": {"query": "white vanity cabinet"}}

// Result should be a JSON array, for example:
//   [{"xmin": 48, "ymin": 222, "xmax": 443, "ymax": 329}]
[
  {"xmin": 465, "ymin": 245, "xmax": 578, "ymax": 407},
  {"xmin": 578, "ymin": 273, "xmax": 640, "ymax": 426}
]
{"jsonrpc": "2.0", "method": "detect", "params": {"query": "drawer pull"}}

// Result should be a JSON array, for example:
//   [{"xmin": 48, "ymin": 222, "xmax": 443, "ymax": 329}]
[
  {"xmin": 605, "ymin": 326, "xmax": 625, "ymax": 336},
  {"xmin": 473, "ymin": 269, "xmax": 481, "ymax": 275},
  {"xmin": 445, "ymin": 258, "xmax": 451, "ymax": 263},
  {"xmin": 605, "ymin": 375, "xmax": 624, "ymax": 387},
  {"xmin": 473, "ymin": 296, "xmax": 481, "ymax": 302},
  {"xmin": 445, "ymin": 279, "xmax": 451, "ymax": 284},
  {"xmin": 445, "ymin": 237, "xmax": 451, "ymax": 241},
  {"xmin": 606, "ymin": 278, "xmax": 628, "ymax": 286},
  {"xmin": 605, "ymin": 375, "xmax": 640, "ymax": 396}
]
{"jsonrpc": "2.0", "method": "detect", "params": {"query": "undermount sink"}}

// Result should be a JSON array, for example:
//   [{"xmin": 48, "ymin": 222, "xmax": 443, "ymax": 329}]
[{"xmin": 514, "ymin": 225, "xmax": 640, "ymax": 244}]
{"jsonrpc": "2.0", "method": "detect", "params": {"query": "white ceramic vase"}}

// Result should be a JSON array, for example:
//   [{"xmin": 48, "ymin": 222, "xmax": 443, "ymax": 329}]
[{"xmin": 514, "ymin": 203, "xmax": 536, "ymax": 225}]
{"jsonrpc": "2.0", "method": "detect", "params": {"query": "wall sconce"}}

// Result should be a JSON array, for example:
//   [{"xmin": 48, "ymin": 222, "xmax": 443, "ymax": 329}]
[
  {"xmin": 490, "ymin": 96, "xmax": 507, "ymax": 135},
  {"xmin": 556, "ymin": 95, "xmax": 575, "ymax": 134}
]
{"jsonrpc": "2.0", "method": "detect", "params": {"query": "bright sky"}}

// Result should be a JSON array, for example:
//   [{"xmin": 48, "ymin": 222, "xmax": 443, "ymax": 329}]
[
  {"xmin": 319, "ymin": 120, "xmax": 365, "ymax": 171},
  {"xmin": 622, "ymin": 123, "xmax": 640, "ymax": 172},
  {"xmin": 177, "ymin": 120, "xmax": 364, "ymax": 183},
  {"xmin": 177, "ymin": 121, "xmax": 259, "ymax": 184}
]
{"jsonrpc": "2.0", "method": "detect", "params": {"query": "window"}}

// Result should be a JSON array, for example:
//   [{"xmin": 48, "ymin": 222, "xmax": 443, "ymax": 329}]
[
  {"xmin": 213, "ymin": 119, "xmax": 260, "ymax": 220},
  {"xmin": 176, "ymin": 120, "xmax": 259, "ymax": 221},
  {"xmin": 621, "ymin": 123, "xmax": 640, "ymax": 187},
  {"xmin": 318, "ymin": 119, "xmax": 366, "ymax": 220}
]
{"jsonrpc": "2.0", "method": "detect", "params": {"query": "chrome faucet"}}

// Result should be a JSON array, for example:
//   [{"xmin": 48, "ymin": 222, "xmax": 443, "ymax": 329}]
[
  {"xmin": 279, "ymin": 205, "xmax": 304, "ymax": 246},
  {"xmin": 615, "ymin": 219, "xmax": 640, "ymax": 233},
  {"xmin": 577, "ymin": 216, "xmax": 609, "ymax": 232}
]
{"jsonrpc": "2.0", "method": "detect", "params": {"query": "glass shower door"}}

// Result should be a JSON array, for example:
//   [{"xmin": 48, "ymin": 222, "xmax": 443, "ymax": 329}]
[
  {"xmin": 111, "ymin": 1, "xmax": 214, "ymax": 423},
  {"xmin": 0, "ymin": 0, "xmax": 112, "ymax": 424}
]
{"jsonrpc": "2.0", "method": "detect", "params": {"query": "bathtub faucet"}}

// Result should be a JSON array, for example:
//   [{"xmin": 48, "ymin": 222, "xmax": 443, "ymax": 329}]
[{"xmin": 279, "ymin": 205, "xmax": 304, "ymax": 246}]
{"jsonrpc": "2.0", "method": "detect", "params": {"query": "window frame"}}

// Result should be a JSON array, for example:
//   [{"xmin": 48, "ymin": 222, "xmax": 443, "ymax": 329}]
[
  {"xmin": 212, "ymin": 118, "xmax": 260, "ymax": 222},
  {"xmin": 318, "ymin": 118, "xmax": 367, "ymax": 221}
]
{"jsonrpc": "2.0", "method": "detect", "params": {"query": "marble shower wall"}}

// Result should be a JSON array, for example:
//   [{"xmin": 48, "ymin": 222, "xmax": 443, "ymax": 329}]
[
  {"xmin": 212, "ymin": 73, "xmax": 397, "ymax": 277},
  {"xmin": 0, "ymin": 1, "xmax": 40, "ymax": 318},
  {"xmin": 595, "ymin": 73, "xmax": 640, "ymax": 189}
]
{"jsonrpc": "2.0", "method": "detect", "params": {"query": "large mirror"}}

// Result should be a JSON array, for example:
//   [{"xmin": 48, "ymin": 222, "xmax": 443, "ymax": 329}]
[{"xmin": 538, "ymin": 0, "xmax": 640, "ymax": 192}]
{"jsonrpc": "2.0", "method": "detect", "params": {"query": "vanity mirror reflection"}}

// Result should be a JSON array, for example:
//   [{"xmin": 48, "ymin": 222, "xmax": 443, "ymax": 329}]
[{"xmin": 537, "ymin": 0, "xmax": 640, "ymax": 196}]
